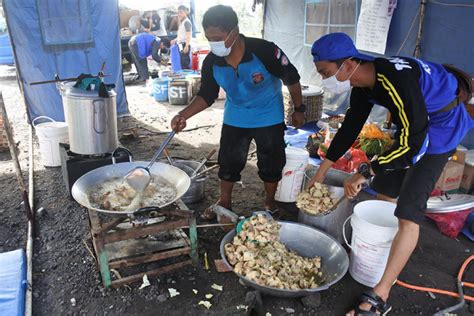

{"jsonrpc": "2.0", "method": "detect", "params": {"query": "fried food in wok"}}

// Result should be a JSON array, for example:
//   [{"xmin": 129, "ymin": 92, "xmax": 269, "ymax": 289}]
[
  {"xmin": 89, "ymin": 177, "xmax": 177, "ymax": 211},
  {"xmin": 224, "ymin": 214, "xmax": 323, "ymax": 290}
]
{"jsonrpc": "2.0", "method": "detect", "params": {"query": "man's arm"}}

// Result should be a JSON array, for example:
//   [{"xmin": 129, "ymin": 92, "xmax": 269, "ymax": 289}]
[
  {"xmin": 370, "ymin": 64, "xmax": 429, "ymax": 174},
  {"xmin": 250, "ymin": 39, "xmax": 304, "ymax": 126},
  {"xmin": 287, "ymin": 82, "xmax": 302, "ymax": 110},
  {"xmin": 151, "ymin": 40, "xmax": 161, "ymax": 63},
  {"xmin": 183, "ymin": 20, "xmax": 192, "ymax": 53},
  {"xmin": 326, "ymin": 89, "xmax": 374, "ymax": 163}
]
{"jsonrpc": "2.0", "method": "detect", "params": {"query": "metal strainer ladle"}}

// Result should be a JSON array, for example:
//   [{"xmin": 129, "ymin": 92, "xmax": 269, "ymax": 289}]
[{"xmin": 124, "ymin": 131, "xmax": 176, "ymax": 192}]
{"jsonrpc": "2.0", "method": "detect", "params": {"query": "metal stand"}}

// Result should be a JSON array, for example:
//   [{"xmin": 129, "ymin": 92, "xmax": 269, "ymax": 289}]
[{"xmin": 87, "ymin": 199, "xmax": 198, "ymax": 288}]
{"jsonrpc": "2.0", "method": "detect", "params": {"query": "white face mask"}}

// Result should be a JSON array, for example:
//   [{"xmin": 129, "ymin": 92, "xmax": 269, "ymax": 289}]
[
  {"xmin": 321, "ymin": 59, "xmax": 360, "ymax": 94},
  {"xmin": 209, "ymin": 29, "xmax": 237, "ymax": 57}
]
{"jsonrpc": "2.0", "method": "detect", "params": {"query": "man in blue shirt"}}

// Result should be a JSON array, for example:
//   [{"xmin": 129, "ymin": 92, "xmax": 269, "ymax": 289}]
[
  {"xmin": 128, "ymin": 33, "xmax": 170, "ymax": 83},
  {"xmin": 308, "ymin": 33, "xmax": 473, "ymax": 315},
  {"xmin": 171, "ymin": 5, "xmax": 305, "ymax": 217}
]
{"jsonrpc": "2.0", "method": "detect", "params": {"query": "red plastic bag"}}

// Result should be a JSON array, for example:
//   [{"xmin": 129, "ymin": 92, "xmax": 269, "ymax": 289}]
[{"xmin": 426, "ymin": 209, "xmax": 473, "ymax": 238}]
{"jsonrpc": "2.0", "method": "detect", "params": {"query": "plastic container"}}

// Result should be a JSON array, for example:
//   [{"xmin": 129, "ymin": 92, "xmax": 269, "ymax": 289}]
[
  {"xmin": 185, "ymin": 73, "xmax": 201, "ymax": 96},
  {"xmin": 168, "ymin": 78, "xmax": 192, "ymax": 105},
  {"xmin": 283, "ymin": 85, "xmax": 324, "ymax": 125},
  {"xmin": 152, "ymin": 77, "xmax": 170, "ymax": 102},
  {"xmin": 197, "ymin": 50, "xmax": 210, "ymax": 70},
  {"xmin": 170, "ymin": 44, "xmax": 182, "ymax": 72},
  {"xmin": 32, "ymin": 116, "xmax": 68, "ymax": 167},
  {"xmin": 275, "ymin": 147, "xmax": 309, "ymax": 202},
  {"xmin": 343, "ymin": 200, "xmax": 399, "ymax": 287}
]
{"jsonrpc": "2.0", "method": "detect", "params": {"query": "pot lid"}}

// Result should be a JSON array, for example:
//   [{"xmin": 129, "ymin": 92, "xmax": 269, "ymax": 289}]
[
  {"xmin": 301, "ymin": 85, "xmax": 324, "ymax": 96},
  {"xmin": 426, "ymin": 194, "xmax": 474, "ymax": 213},
  {"xmin": 58, "ymin": 81, "xmax": 116, "ymax": 98},
  {"xmin": 282, "ymin": 85, "xmax": 324, "ymax": 96}
]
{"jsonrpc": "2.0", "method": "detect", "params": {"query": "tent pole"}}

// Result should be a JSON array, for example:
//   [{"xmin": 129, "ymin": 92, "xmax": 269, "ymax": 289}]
[
  {"xmin": 262, "ymin": 0, "xmax": 268, "ymax": 38},
  {"xmin": 414, "ymin": 0, "xmax": 427, "ymax": 58},
  {"xmin": 25, "ymin": 125, "xmax": 34, "ymax": 316}
]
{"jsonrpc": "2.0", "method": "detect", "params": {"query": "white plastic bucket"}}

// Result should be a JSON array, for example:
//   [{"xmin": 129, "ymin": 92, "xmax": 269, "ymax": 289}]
[
  {"xmin": 275, "ymin": 147, "xmax": 309, "ymax": 202},
  {"xmin": 343, "ymin": 200, "xmax": 399, "ymax": 287},
  {"xmin": 32, "ymin": 116, "xmax": 68, "ymax": 167}
]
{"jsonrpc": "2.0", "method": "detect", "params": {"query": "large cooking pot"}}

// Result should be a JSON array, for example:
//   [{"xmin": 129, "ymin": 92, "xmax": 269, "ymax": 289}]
[
  {"xmin": 299, "ymin": 165, "xmax": 353, "ymax": 243},
  {"xmin": 59, "ymin": 82, "xmax": 118, "ymax": 155},
  {"xmin": 220, "ymin": 221, "xmax": 349, "ymax": 298},
  {"xmin": 71, "ymin": 161, "xmax": 191, "ymax": 216}
]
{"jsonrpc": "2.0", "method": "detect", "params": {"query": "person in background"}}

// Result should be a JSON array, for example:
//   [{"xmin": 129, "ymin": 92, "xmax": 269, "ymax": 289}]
[
  {"xmin": 128, "ymin": 33, "xmax": 170, "ymax": 83},
  {"xmin": 174, "ymin": 5, "xmax": 192, "ymax": 69},
  {"xmin": 128, "ymin": 15, "xmax": 143, "ymax": 34},
  {"xmin": 170, "ymin": 5, "xmax": 305, "ymax": 218},
  {"xmin": 140, "ymin": 11, "xmax": 163, "ymax": 35},
  {"xmin": 308, "ymin": 32, "xmax": 473, "ymax": 315}
]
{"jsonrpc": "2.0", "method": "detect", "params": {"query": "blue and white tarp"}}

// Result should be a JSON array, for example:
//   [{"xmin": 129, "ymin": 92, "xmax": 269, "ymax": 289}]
[{"xmin": 4, "ymin": 0, "xmax": 128, "ymax": 121}]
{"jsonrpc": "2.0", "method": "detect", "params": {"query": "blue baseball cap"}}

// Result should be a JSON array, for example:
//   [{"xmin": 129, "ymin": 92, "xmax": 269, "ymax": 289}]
[{"xmin": 311, "ymin": 33, "xmax": 374, "ymax": 63}]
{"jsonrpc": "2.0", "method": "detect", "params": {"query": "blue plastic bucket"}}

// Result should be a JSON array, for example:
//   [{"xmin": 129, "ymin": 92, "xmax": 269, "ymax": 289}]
[
  {"xmin": 152, "ymin": 77, "xmax": 170, "ymax": 102},
  {"xmin": 170, "ymin": 44, "xmax": 182, "ymax": 72}
]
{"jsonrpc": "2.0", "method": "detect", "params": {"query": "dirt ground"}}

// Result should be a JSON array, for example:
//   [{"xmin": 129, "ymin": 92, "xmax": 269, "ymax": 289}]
[{"xmin": 0, "ymin": 65, "xmax": 473, "ymax": 316}]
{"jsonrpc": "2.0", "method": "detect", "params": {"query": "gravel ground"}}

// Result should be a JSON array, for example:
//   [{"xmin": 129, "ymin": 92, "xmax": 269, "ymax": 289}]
[{"xmin": 0, "ymin": 65, "xmax": 473, "ymax": 315}]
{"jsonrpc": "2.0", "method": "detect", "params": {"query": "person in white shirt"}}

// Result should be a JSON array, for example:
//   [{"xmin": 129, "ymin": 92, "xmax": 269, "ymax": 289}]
[{"xmin": 175, "ymin": 5, "xmax": 192, "ymax": 68}]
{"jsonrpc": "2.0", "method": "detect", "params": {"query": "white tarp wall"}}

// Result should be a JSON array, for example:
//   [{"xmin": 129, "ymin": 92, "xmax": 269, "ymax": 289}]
[
  {"xmin": 264, "ymin": 1, "xmax": 319, "ymax": 87},
  {"xmin": 263, "ymin": 0, "xmax": 387, "ymax": 121}
]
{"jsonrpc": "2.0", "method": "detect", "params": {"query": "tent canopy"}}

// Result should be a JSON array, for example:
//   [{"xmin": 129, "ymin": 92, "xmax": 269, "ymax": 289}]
[{"xmin": 4, "ymin": 0, "xmax": 128, "ymax": 121}]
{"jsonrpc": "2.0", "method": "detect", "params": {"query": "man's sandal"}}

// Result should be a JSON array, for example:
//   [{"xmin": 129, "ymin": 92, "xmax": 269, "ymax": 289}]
[
  {"xmin": 354, "ymin": 290, "xmax": 392, "ymax": 315},
  {"xmin": 201, "ymin": 203, "xmax": 218, "ymax": 220}
]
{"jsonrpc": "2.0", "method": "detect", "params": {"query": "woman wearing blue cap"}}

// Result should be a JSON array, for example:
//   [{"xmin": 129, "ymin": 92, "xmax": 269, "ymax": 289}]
[{"xmin": 307, "ymin": 32, "xmax": 473, "ymax": 315}]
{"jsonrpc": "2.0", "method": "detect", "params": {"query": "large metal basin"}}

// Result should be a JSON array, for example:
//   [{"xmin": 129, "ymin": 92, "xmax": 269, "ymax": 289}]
[{"xmin": 220, "ymin": 221, "xmax": 349, "ymax": 298}]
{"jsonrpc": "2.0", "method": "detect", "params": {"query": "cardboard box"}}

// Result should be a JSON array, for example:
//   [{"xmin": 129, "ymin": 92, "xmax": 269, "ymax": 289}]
[
  {"xmin": 460, "ymin": 163, "xmax": 474, "ymax": 192},
  {"xmin": 460, "ymin": 149, "xmax": 474, "ymax": 192},
  {"xmin": 120, "ymin": 10, "xmax": 140, "ymax": 28},
  {"xmin": 435, "ymin": 159, "xmax": 464, "ymax": 192}
]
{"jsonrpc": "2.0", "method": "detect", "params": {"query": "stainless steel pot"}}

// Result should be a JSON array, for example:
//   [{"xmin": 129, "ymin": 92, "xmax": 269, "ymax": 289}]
[
  {"xmin": 71, "ymin": 161, "xmax": 191, "ymax": 216},
  {"xmin": 59, "ymin": 82, "xmax": 118, "ymax": 154},
  {"xmin": 173, "ymin": 160, "xmax": 208, "ymax": 204},
  {"xmin": 299, "ymin": 165, "xmax": 353, "ymax": 243},
  {"xmin": 220, "ymin": 221, "xmax": 349, "ymax": 298}
]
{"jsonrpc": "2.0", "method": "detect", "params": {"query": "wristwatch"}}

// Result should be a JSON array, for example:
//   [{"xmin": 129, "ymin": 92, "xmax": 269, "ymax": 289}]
[
  {"xmin": 358, "ymin": 162, "xmax": 372, "ymax": 179},
  {"xmin": 294, "ymin": 104, "xmax": 306, "ymax": 113}
]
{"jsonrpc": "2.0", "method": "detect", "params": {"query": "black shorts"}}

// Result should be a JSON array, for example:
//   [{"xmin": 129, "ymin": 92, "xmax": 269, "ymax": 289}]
[
  {"xmin": 370, "ymin": 150, "xmax": 455, "ymax": 224},
  {"xmin": 218, "ymin": 123, "xmax": 286, "ymax": 183}
]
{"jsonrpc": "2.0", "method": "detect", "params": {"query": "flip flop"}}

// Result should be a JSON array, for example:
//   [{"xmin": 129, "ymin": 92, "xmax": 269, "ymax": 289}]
[
  {"xmin": 201, "ymin": 203, "xmax": 218, "ymax": 220},
  {"xmin": 353, "ymin": 290, "xmax": 392, "ymax": 315}
]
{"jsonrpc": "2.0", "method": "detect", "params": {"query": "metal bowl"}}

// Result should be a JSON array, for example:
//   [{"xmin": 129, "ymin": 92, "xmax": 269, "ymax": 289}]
[
  {"xmin": 220, "ymin": 221, "xmax": 349, "ymax": 298},
  {"xmin": 173, "ymin": 160, "xmax": 209, "ymax": 204}
]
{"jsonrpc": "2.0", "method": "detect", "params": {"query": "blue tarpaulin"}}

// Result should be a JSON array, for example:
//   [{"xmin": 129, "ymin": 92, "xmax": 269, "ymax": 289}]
[
  {"xmin": 385, "ymin": 0, "xmax": 474, "ymax": 76},
  {"xmin": 3, "ymin": 0, "xmax": 128, "ymax": 121},
  {"xmin": 0, "ymin": 249, "xmax": 27, "ymax": 316}
]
